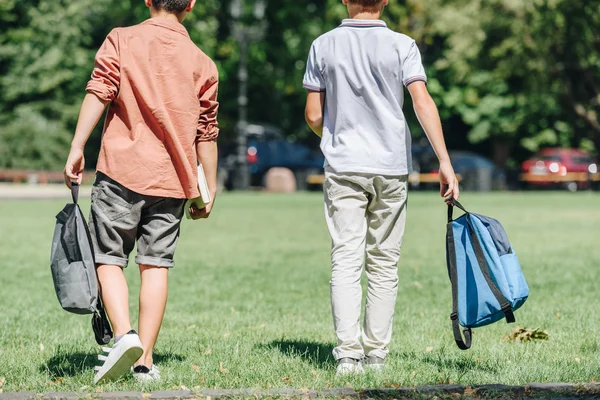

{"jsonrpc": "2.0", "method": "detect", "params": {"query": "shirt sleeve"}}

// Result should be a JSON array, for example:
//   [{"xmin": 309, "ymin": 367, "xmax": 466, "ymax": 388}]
[
  {"xmin": 303, "ymin": 41, "xmax": 325, "ymax": 92},
  {"xmin": 197, "ymin": 61, "xmax": 219, "ymax": 143},
  {"xmin": 402, "ymin": 41, "xmax": 427, "ymax": 87},
  {"xmin": 86, "ymin": 29, "xmax": 120, "ymax": 102}
]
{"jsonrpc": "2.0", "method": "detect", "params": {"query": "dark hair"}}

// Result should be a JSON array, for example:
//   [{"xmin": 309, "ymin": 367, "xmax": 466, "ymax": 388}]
[
  {"xmin": 348, "ymin": 0, "xmax": 383, "ymax": 7},
  {"xmin": 151, "ymin": 0, "xmax": 190, "ymax": 13}
]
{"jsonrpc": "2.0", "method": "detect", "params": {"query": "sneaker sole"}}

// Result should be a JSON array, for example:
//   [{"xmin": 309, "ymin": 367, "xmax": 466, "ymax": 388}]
[
  {"xmin": 94, "ymin": 343, "xmax": 144, "ymax": 385},
  {"xmin": 133, "ymin": 373, "xmax": 160, "ymax": 383}
]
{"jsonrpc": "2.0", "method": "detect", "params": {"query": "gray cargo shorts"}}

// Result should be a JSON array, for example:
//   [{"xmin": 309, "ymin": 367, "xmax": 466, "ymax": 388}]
[{"xmin": 89, "ymin": 172, "xmax": 186, "ymax": 268}]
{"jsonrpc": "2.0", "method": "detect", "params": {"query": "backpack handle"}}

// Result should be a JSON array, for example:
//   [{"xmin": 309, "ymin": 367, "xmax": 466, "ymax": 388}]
[
  {"xmin": 71, "ymin": 182, "xmax": 79, "ymax": 204},
  {"xmin": 447, "ymin": 198, "xmax": 467, "ymax": 222}
]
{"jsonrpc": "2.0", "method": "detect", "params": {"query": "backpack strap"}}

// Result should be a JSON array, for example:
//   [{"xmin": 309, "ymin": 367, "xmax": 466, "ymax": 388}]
[
  {"xmin": 465, "ymin": 214, "xmax": 516, "ymax": 324},
  {"xmin": 446, "ymin": 220, "xmax": 472, "ymax": 350},
  {"xmin": 447, "ymin": 198, "xmax": 467, "ymax": 222},
  {"xmin": 71, "ymin": 182, "xmax": 79, "ymax": 204}
]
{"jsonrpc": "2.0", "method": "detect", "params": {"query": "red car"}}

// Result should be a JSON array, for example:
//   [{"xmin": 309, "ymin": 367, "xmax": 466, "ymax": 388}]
[{"xmin": 520, "ymin": 148, "xmax": 598, "ymax": 191}]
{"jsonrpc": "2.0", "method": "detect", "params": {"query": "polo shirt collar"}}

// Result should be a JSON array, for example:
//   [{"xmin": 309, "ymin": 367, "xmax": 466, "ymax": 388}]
[
  {"xmin": 340, "ymin": 19, "xmax": 387, "ymax": 28},
  {"xmin": 143, "ymin": 18, "xmax": 190, "ymax": 38}
]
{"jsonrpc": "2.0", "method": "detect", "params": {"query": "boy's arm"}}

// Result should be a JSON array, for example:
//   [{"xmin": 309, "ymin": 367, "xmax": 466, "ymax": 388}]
[
  {"xmin": 64, "ymin": 29, "xmax": 120, "ymax": 188},
  {"xmin": 408, "ymin": 81, "xmax": 459, "ymax": 201},
  {"xmin": 63, "ymin": 94, "xmax": 108, "ymax": 187},
  {"xmin": 190, "ymin": 65, "xmax": 219, "ymax": 220},
  {"xmin": 305, "ymin": 91, "xmax": 325, "ymax": 137}
]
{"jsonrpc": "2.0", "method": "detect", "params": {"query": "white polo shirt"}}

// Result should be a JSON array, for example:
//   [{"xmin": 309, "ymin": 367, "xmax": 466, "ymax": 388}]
[{"xmin": 303, "ymin": 19, "xmax": 427, "ymax": 175}]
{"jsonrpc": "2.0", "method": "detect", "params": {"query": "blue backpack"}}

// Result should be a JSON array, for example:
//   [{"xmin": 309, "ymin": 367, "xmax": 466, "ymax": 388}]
[{"xmin": 446, "ymin": 199, "xmax": 529, "ymax": 350}]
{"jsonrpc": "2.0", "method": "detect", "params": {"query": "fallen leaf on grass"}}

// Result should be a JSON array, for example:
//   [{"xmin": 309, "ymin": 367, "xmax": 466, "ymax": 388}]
[
  {"xmin": 426, "ymin": 346, "xmax": 434, "ymax": 352},
  {"xmin": 40, "ymin": 343, "xmax": 45, "ymax": 352},
  {"xmin": 575, "ymin": 357, "xmax": 581, "ymax": 364},
  {"xmin": 180, "ymin": 385, "xmax": 188, "ymax": 391},
  {"xmin": 223, "ymin": 332, "xmax": 230, "ymax": 339},
  {"xmin": 192, "ymin": 364, "xmax": 200, "ymax": 373},
  {"xmin": 555, "ymin": 312, "xmax": 560, "ymax": 319},
  {"xmin": 503, "ymin": 326, "xmax": 549, "ymax": 343},
  {"xmin": 0, "ymin": 376, "xmax": 5, "ymax": 393},
  {"xmin": 464, "ymin": 387, "xmax": 477, "ymax": 396},
  {"xmin": 219, "ymin": 362, "xmax": 228, "ymax": 374},
  {"xmin": 204, "ymin": 348, "xmax": 212, "ymax": 356},
  {"xmin": 391, "ymin": 384, "xmax": 401, "ymax": 389},
  {"xmin": 412, "ymin": 281, "xmax": 422, "ymax": 289},
  {"xmin": 281, "ymin": 377, "xmax": 293, "ymax": 383},
  {"xmin": 52, "ymin": 378, "xmax": 63, "ymax": 385}
]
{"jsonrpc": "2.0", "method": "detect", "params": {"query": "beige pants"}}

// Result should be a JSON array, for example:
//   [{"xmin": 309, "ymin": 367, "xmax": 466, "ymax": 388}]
[{"xmin": 324, "ymin": 168, "xmax": 408, "ymax": 360}]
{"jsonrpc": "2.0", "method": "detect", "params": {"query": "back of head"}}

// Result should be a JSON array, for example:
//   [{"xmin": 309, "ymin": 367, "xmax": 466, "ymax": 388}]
[
  {"xmin": 348, "ymin": 0, "xmax": 384, "ymax": 12},
  {"xmin": 152, "ymin": 0, "xmax": 190, "ymax": 13}
]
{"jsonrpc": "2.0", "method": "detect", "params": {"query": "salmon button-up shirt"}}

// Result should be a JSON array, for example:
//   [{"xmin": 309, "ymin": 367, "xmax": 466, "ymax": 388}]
[{"xmin": 86, "ymin": 18, "xmax": 219, "ymax": 199}]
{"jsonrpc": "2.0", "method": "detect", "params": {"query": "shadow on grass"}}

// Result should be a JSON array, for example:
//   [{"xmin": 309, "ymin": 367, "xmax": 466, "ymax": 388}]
[
  {"xmin": 42, "ymin": 351, "xmax": 97, "ymax": 378},
  {"xmin": 42, "ymin": 349, "xmax": 186, "ymax": 378},
  {"xmin": 399, "ymin": 351, "xmax": 499, "ymax": 374},
  {"xmin": 260, "ymin": 339, "xmax": 335, "ymax": 367}
]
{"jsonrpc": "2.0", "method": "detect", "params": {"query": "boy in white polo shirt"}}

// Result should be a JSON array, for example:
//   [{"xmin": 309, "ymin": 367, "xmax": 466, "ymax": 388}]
[{"xmin": 303, "ymin": 0, "xmax": 460, "ymax": 375}]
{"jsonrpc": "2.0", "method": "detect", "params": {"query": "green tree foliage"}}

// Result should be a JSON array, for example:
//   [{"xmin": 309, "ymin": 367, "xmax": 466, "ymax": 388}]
[{"xmin": 0, "ymin": 0, "xmax": 598, "ymax": 170}]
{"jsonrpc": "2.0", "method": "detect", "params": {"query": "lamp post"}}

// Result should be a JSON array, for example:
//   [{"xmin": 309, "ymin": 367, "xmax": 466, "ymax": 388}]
[{"xmin": 229, "ymin": 0, "xmax": 267, "ymax": 190}]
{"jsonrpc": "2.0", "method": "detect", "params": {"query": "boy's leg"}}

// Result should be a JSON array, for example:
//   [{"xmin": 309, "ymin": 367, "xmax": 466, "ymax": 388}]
[
  {"xmin": 89, "ymin": 173, "xmax": 144, "ymax": 384},
  {"xmin": 134, "ymin": 197, "xmax": 186, "ymax": 368},
  {"xmin": 97, "ymin": 265, "xmax": 133, "ymax": 336},
  {"xmin": 137, "ymin": 264, "xmax": 168, "ymax": 367},
  {"xmin": 362, "ymin": 175, "xmax": 408, "ymax": 360},
  {"xmin": 324, "ymin": 169, "xmax": 370, "ymax": 361},
  {"xmin": 90, "ymin": 173, "xmax": 141, "ymax": 336}
]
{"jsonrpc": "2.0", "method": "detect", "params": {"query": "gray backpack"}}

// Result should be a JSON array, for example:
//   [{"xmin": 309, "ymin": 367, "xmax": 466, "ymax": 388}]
[{"xmin": 50, "ymin": 183, "xmax": 113, "ymax": 344}]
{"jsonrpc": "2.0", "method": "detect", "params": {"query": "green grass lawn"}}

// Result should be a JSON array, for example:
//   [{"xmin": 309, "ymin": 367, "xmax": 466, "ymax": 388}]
[{"xmin": 0, "ymin": 191, "xmax": 599, "ymax": 393}]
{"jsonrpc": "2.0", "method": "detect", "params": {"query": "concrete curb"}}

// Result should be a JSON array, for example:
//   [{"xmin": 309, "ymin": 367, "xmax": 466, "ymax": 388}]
[{"xmin": 1, "ymin": 383, "xmax": 600, "ymax": 399}]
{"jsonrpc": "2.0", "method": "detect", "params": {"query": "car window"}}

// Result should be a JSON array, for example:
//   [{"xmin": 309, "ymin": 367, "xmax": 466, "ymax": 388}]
[
  {"xmin": 572, "ymin": 156, "xmax": 593, "ymax": 164},
  {"xmin": 539, "ymin": 155, "xmax": 562, "ymax": 162}
]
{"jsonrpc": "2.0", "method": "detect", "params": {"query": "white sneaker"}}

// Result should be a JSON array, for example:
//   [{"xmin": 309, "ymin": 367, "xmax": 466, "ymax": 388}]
[
  {"xmin": 363, "ymin": 355, "xmax": 385, "ymax": 372},
  {"xmin": 133, "ymin": 364, "xmax": 161, "ymax": 382},
  {"xmin": 336, "ymin": 357, "xmax": 364, "ymax": 376},
  {"xmin": 93, "ymin": 330, "xmax": 144, "ymax": 385}
]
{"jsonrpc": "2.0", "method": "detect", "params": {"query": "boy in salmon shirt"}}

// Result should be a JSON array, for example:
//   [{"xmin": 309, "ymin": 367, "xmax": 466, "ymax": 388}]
[{"xmin": 63, "ymin": 0, "xmax": 219, "ymax": 384}]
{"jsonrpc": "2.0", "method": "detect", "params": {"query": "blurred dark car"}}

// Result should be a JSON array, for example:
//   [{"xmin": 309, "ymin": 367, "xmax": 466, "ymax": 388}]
[
  {"xmin": 520, "ymin": 148, "xmax": 598, "ymax": 192},
  {"xmin": 449, "ymin": 151, "xmax": 506, "ymax": 191},
  {"xmin": 411, "ymin": 145, "xmax": 505, "ymax": 191},
  {"xmin": 219, "ymin": 123, "xmax": 324, "ymax": 190}
]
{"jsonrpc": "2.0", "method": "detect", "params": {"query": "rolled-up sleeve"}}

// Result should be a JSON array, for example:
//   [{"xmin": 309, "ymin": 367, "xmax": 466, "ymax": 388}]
[
  {"xmin": 86, "ymin": 29, "xmax": 120, "ymax": 103},
  {"xmin": 196, "ymin": 61, "xmax": 219, "ymax": 143}
]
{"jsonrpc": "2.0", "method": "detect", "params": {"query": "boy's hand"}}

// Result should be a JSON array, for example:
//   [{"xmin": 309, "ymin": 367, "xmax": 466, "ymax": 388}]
[
  {"xmin": 439, "ymin": 160, "xmax": 459, "ymax": 204},
  {"xmin": 188, "ymin": 199, "xmax": 214, "ymax": 220},
  {"xmin": 64, "ymin": 147, "xmax": 85, "ymax": 188}
]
